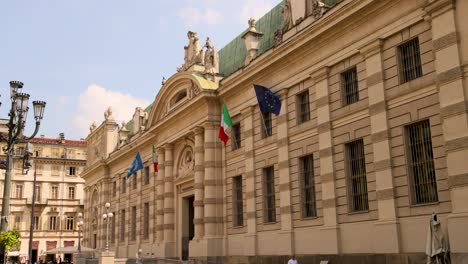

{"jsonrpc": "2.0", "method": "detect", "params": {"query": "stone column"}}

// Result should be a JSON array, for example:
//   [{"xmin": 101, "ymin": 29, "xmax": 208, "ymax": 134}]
[
  {"xmin": 426, "ymin": 1, "xmax": 468, "ymax": 262},
  {"xmin": 360, "ymin": 39, "xmax": 400, "ymax": 253},
  {"xmin": 312, "ymin": 67, "xmax": 340, "ymax": 254},
  {"xmin": 155, "ymin": 148, "xmax": 165, "ymax": 243},
  {"xmin": 193, "ymin": 127, "xmax": 205, "ymax": 239},
  {"xmin": 163, "ymin": 144, "xmax": 175, "ymax": 257},
  {"xmin": 241, "ymin": 106, "xmax": 257, "ymax": 256},
  {"xmin": 276, "ymin": 89, "xmax": 294, "ymax": 255}
]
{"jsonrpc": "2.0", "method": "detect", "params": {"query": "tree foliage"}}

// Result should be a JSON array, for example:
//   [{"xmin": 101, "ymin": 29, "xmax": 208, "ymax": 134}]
[{"xmin": 0, "ymin": 229, "xmax": 21, "ymax": 252}]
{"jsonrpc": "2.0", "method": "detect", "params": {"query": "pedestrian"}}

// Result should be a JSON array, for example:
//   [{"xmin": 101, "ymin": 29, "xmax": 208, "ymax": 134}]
[
  {"xmin": 135, "ymin": 249, "xmax": 142, "ymax": 264},
  {"xmin": 287, "ymin": 255, "xmax": 298, "ymax": 264}
]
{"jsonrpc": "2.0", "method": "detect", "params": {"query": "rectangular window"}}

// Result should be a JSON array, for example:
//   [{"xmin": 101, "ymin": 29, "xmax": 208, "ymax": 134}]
[
  {"xmin": 51, "ymin": 165, "xmax": 60, "ymax": 176},
  {"xmin": 132, "ymin": 173, "xmax": 137, "ymax": 190},
  {"xmin": 15, "ymin": 185, "xmax": 23, "ymax": 199},
  {"xmin": 35, "ymin": 186, "xmax": 41, "ymax": 202},
  {"xmin": 34, "ymin": 147, "xmax": 43, "ymax": 157},
  {"xmin": 33, "ymin": 216, "xmax": 40, "ymax": 230},
  {"xmin": 122, "ymin": 177, "xmax": 126, "ymax": 194},
  {"xmin": 232, "ymin": 176, "xmax": 243, "ymax": 227},
  {"xmin": 263, "ymin": 167, "xmax": 276, "ymax": 223},
  {"xmin": 68, "ymin": 187, "xmax": 75, "ymax": 200},
  {"xmin": 69, "ymin": 167, "xmax": 76, "ymax": 176},
  {"xmin": 112, "ymin": 181, "xmax": 117, "ymax": 197},
  {"xmin": 120, "ymin": 209, "xmax": 126, "ymax": 242},
  {"xmin": 406, "ymin": 120, "xmax": 438, "ymax": 204},
  {"xmin": 49, "ymin": 216, "xmax": 57, "ymax": 230},
  {"xmin": 14, "ymin": 215, "xmax": 21, "ymax": 229},
  {"xmin": 261, "ymin": 112, "xmax": 272, "ymax": 138},
  {"xmin": 341, "ymin": 67, "xmax": 359, "ymax": 105},
  {"xmin": 231, "ymin": 123, "xmax": 241, "ymax": 150},
  {"xmin": 131, "ymin": 206, "xmax": 137, "ymax": 241},
  {"xmin": 144, "ymin": 167, "xmax": 150, "ymax": 185},
  {"xmin": 66, "ymin": 216, "xmax": 74, "ymax": 231},
  {"xmin": 51, "ymin": 186, "xmax": 59, "ymax": 199},
  {"xmin": 300, "ymin": 155, "xmax": 316, "ymax": 218},
  {"xmin": 111, "ymin": 212, "xmax": 116, "ymax": 243},
  {"xmin": 36, "ymin": 164, "xmax": 43, "ymax": 175},
  {"xmin": 346, "ymin": 139, "xmax": 369, "ymax": 212},
  {"xmin": 297, "ymin": 91, "xmax": 310, "ymax": 123},
  {"xmin": 51, "ymin": 148, "xmax": 60, "ymax": 158},
  {"xmin": 143, "ymin": 202, "xmax": 149, "ymax": 239},
  {"xmin": 398, "ymin": 38, "xmax": 423, "ymax": 84}
]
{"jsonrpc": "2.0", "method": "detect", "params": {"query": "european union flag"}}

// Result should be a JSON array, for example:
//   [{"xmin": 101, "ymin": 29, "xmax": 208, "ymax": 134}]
[
  {"xmin": 127, "ymin": 152, "xmax": 144, "ymax": 178},
  {"xmin": 254, "ymin": 84, "xmax": 282, "ymax": 116}
]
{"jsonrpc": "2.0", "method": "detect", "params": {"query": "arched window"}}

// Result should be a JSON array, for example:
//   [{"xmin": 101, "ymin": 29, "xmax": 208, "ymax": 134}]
[{"xmin": 174, "ymin": 90, "xmax": 187, "ymax": 104}]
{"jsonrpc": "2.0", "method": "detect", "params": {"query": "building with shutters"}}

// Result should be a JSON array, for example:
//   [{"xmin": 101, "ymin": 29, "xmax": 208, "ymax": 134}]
[
  {"xmin": 0, "ymin": 132, "xmax": 87, "ymax": 263},
  {"xmin": 81, "ymin": 0, "xmax": 468, "ymax": 263}
]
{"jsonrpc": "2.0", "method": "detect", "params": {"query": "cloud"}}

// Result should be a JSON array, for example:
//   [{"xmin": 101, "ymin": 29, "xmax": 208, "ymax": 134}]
[
  {"xmin": 72, "ymin": 84, "xmax": 149, "ymax": 138},
  {"xmin": 240, "ymin": 0, "xmax": 277, "ymax": 23},
  {"xmin": 177, "ymin": 7, "xmax": 221, "ymax": 28}
]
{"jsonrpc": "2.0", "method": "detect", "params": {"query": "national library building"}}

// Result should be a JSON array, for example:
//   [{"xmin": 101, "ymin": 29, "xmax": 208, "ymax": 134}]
[{"xmin": 81, "ymin": 0, "xmax": 468, "ymax": 263}]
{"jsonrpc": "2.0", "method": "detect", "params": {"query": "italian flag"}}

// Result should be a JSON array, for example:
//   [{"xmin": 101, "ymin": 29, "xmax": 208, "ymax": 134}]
[
  {"xmin": 219, "ymin": 103, "xmax": 232, "ymax": 145},
  {"xmin": 152, "ymin": 145, "xmax": 158, "ymax": 172}
]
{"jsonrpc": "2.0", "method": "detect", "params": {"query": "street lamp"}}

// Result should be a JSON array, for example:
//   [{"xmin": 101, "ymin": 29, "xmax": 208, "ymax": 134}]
[
  {"xmin": 0, "ymin": 81, "xmax": 46, "ymax": 232},
  {"xmin": 102, "ymin": 203, "xmax": 113, "ymax": 252},
  {"xmin": 77, "ymin": 213, "xmax": 84, "ymax": 254}
]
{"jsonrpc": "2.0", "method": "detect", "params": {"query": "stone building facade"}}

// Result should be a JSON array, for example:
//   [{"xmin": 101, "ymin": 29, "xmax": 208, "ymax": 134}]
[
  {"xmin": 81, "ymin": 0, "xmax": 468, "ymax": 263},
  {"xmin": 0, "ymin": 133, "xmax": 87, "ymax": 263}
]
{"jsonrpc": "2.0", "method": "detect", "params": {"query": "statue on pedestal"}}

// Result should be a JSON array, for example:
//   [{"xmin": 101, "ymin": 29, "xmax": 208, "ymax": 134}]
[{"xmin": 204, "ymin": 37, "xmax": 219, "ymax": 75}]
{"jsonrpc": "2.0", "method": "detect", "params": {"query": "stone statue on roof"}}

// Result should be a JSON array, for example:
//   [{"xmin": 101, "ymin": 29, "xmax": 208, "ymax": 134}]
[
  {"xmin": 180, "ymin": 31, "xmax": 204, "ymax": 71},
  {"xmin": 104, "ymin": 106, "xmax": 113, "ymax": 120},
  {"xmin": 248, "ymin": 18, "xmax": 257, "ymax": 32},
  {"xmin": 307, "ymin": 0, "xmax": 331, "ymax": 19},
  {"xmin": 203, "ymin": 37, "xmax": 219, "ymax": 76},
  {"xmin": 281, "ymin": 0, "xmax": 293, "ymax": 32},
  {"xmin": 90, "ymin": 122, "xmax": 96, "ymax": 133}
]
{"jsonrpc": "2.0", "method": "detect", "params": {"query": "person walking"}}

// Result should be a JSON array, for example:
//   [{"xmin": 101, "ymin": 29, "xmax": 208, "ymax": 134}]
[{"xmin": 287, "ymin": 255, "xmax": 298, "ymax": 264}]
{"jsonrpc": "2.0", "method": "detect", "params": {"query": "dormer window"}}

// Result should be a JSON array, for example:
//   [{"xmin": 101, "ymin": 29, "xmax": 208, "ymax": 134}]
[{"xmin": 174, "ymin": 90, "xmax": 187, "ymax": 104}]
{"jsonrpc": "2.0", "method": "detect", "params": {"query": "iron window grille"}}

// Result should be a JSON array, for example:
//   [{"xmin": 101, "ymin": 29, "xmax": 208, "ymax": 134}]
[
  {"xmin": 341, "ymin": 67, "xmax": 359, "ymax": 105},
  {"xmin": 120, "ymin": 209, "xmax": 126, "ymax": 242},
  {"xmin": 300, "ymin": 155, "xmax": 317, "ymax": 218},
  {"xmin": 405, "ymin": 120, "xmax": 438, "ymax": 204},
  {"xmin": 297, "ymin": 91, "xmax": 310, "ymax": 123},
  {"xmin": 143, "ymin": 202, "xmax": 150, "ymax": 239},
  {"xmin": 398, "ymin": 38, "xmax": 423, "ymax": 84},
  {"xmin": 231, "ymin": 123, "xmax": 241, "ymax": 150},
  {"xmin": 263, "ymin": 166, "xmax": 276, "ymax": 223},
  {"xmin": 345, "ymin": 139, "xmax": 369, "ymax": 212},
  {"xmin": 131, "ymin": 206, "xmax": 137, "ymax": 241},
  {"xmin": 232, "ymin": 176, "xmax": 244, "ymax": 227},
  {"xmin": 261, "ymin": 112, "xmax": 272, "ymax": 138}
]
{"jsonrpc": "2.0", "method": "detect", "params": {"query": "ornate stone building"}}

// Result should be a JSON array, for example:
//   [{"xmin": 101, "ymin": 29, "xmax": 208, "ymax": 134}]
[
  {"xmin": 82, "ymin": 0, "xmax": 468, "ymax": 263},
  {"xmin": 0, "ymin": 133, "xmax": 87, "ymax": 263}
]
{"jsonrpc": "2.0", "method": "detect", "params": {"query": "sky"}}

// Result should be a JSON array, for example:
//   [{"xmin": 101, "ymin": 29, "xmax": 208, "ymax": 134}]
[{"xmin": 0, "ymin": 0, "xmax": 280, "ymax": 140}]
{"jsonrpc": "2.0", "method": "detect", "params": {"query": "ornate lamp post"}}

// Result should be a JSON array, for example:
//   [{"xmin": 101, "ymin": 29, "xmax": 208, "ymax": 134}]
[
  {"xmin": 102, "ymin": 203, "xmax": 113, "ymax": 252},
  {"xmin": 77, "ymin": 213, "xmax": 84, "ymax": 254},
  {"xmin": 0, "ymin": 80, "xmax": 46, "ymax": 232}
]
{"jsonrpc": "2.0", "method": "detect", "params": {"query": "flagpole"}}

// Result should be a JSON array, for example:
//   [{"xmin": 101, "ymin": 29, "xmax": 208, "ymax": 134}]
[{"xmin": 258, "ymin": 106, "xmax": 270, "ymax": 137}]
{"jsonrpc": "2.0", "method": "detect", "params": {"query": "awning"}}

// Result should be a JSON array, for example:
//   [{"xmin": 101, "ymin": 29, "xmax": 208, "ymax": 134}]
[
  {"xmin": 7, "ymin": 251, "xmax": 28, "ymax": 257},
  {"xmin": 46, "ymin": 241, "xmax": 57, "ymax": 250},
  {"xmin": 63, "ymin": 241, "xmax": 75, "ymax": 247},
  {"xmin": 46, "ymin": 246, "xmax": 96, "ymax": 254}
]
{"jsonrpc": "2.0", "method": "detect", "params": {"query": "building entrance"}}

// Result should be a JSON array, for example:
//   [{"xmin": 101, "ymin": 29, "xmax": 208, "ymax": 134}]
[{"xmin": 181, "ymin": 195, "xmax": 194, "ymax": 260}]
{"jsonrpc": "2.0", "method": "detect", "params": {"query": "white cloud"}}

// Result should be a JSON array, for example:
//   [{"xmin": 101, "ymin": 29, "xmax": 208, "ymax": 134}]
[
  {"xmin": 72, "ymin": 84, "xmax": 149, "ymax": 138},
  {"xmin": 240, "ymin": 0, "xmax": 277, "ymax": 24},
  {"xmin": 178, "ymin": 7, "xmax": 221, "ymax": 28}
]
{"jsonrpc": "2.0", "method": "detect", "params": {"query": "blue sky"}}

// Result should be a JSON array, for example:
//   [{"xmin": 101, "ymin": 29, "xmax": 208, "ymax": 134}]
[{"xmin": 0, "ymin": 0, "xmax": 279, "ymax": 139}]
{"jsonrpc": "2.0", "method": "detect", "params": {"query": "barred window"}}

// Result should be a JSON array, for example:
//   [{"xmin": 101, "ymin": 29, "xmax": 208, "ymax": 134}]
[
  {"xmin": 297, "ymin": 91, "xmax": 310, "ymax": 123},
  {"xmin": 131, "ymin": 206, "xmax": 137, "ymax": 241},
  {"xmin": 232, "ymin": 176, "xmax": 243, "ymax": 227},
  {"xmin": 300, "ymin": 155, "xmax": 316, "ymax": 218},
  {"xmin": 398, "ymin": 38, "xmax": 422, "ymax": 84},
  {"xmin": 263, "ymin": 167, "xmax": 276, "ymax": 223},
  {"xmin": 341, "ymin": 67, "xmax": 359, "ymax": 105},
  {"xmin": 66, "ymin": 216, "xmax": 74, "ymax": 231},
  {"xmin": 144, "ymin": 167, "xmax": 150, "ymax": 185},
  {"xmin": 345, "ymin": 139, "xmax": 369, "ymax": 212},
  {"xmin": 120, "ymin": 209, "xmax": 126, "ymax": 242},
  {"xmin": 231, "ymin": 123, "xmax": 241, "ymax": 150},
  {"xmin": 143, "ymin": 202, "xmax": 149, "ymax": 239},
  {"xmin": 261, "ymin": 112, "xmax": 272, "ymax": 138},
  {"xmin": 406, "ymin": 120, "xmax": 438, "ymax": 204}
]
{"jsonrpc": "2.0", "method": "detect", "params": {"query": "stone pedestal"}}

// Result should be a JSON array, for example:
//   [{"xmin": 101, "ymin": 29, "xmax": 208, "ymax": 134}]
[{"xmin": 99, "ymin": 251, "xmax": 115, "ymax": 264}]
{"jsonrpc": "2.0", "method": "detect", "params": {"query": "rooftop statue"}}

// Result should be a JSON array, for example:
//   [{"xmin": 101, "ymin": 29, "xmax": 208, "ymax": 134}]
[
  {"xmin": 204, "ymin": 37, "xmax": 219, "ymax": 76},
  {"xmin": 308, "ymin": 0, "xmax": 331, "ymax": 19},
  {"xmin": 178, "ymin": 31, "xmax": 204, "ymax": 72},
  {"xmin": 89, "ymin": 121, "xmax": 96, "ymax": 133},
  {"xmin": 281, "ymin": 0, "xmax": 293, "ymax": 32},
  {"xmin": 104, "ymin": 106, "xmax": 113, "ymax": 120},
  {"xmin": 248, "ymin": 18, "xmax": 257, "ymax": 32}
]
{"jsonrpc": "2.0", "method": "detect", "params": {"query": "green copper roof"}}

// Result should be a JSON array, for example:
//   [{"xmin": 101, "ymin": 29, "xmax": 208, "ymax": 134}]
[{"xmin": 218, "ymin": 2, "xmax": 283, "ymax": 77}]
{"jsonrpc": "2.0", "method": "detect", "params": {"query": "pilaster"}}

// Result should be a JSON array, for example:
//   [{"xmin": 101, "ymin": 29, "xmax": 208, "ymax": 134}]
[
  {"xmin": 155, "ymin": 148, "xmax": 165, "ymax": 243},
  {"xmin": 163, "ymin": 143, "xmax": 175, "ymax": 257},
  {"xmin": 360, "ymin": 39, "xmax": 400, "ymax": 254}
]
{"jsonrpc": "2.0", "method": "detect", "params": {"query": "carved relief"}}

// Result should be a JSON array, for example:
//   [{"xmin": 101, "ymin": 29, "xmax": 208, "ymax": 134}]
[
  {"xmin": 178, "ymin": 147, "xmax": 194, "ymax": 178},
  {"xmin": 307, "ymin": 0, "xmax": 330, "ymax": 19}
]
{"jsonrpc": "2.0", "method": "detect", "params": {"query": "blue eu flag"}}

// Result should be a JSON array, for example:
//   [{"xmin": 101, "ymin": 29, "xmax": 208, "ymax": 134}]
[
  {"xmin": 127, "ymin": 152, "xmax": 144, "ymax": 178},
  {"xmin": 254, "ymin": 84, "xmax": 282, "ymax": 116}
]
